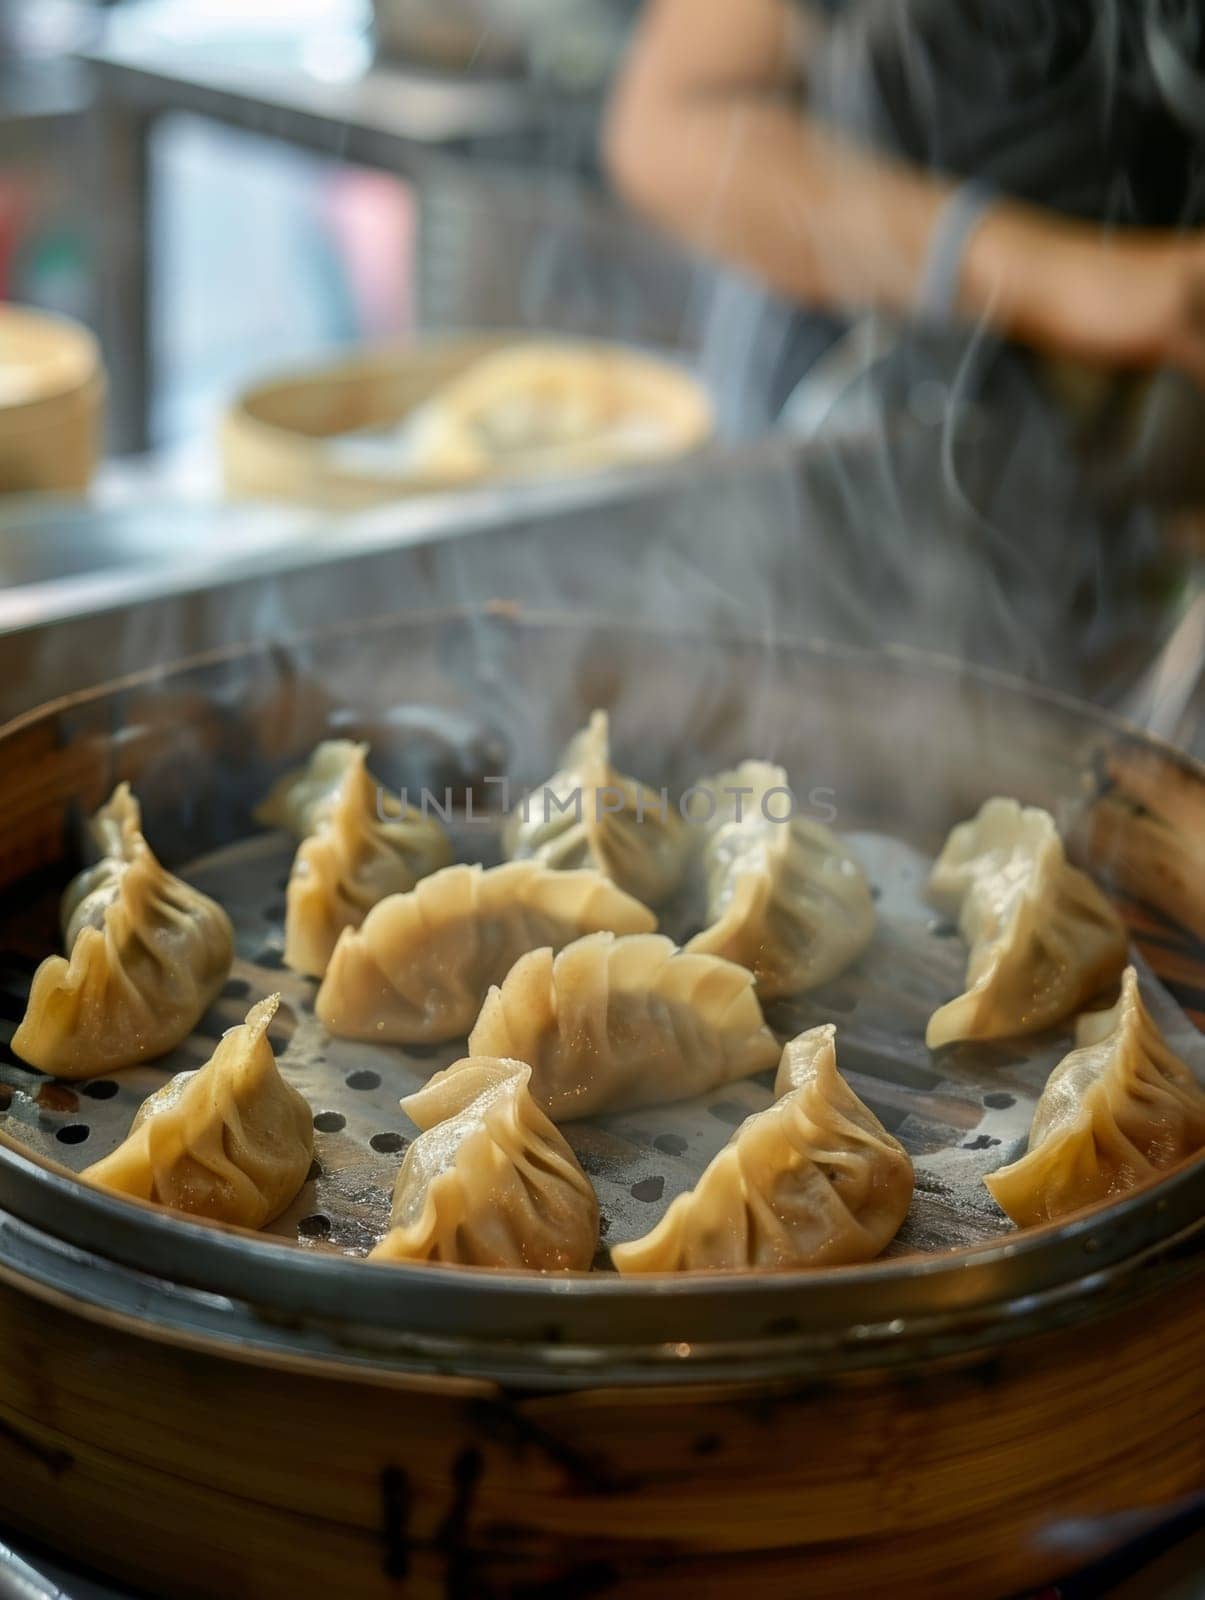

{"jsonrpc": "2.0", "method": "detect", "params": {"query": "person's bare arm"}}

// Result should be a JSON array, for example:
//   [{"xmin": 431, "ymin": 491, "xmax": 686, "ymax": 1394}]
[
  {"xmin": 604, "ymin": 0, "xmax": 1205, "ymax": 383},
  {"xmin": 604, "ymin": 0, "xmax": 948, "ymax": 311}
]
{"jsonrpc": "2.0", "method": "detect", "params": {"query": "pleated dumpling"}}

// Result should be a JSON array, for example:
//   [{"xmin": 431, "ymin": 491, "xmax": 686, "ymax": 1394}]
[
  {"xmin": 984, "ymin": 967, "xmax": 1205, "ymax": 1226},
  {"xmin": 467, "ymin": 932, "xmax": 779, "ymax": 1120},
  {"xmin": 685, "ymin": 760, "xmax": 875, "ymax": 998},
  {"xmin": 316, "ymin": 862, "xmax": 656, "ymax": 1044},
  {"xmin": 82, "ymin": 995, "xmax": 313, "ymax": 1228},
  {"xmin": 256, "ymin": 739, "xmax": 366, "ymax": 836},
  {"xmin": 59, "ymin": 783, "xmax": 152, "ymax": 948},
  {"xmin": 505, "ymin": 711, "xmax": 688, "ymax": 907},
  {"xmin": 258, "ymin": 741, "xmax": 452, "ymax": 979},
  {"xmin": 370, "ymin": 1057, "xmax": 599, "ymax": 1270},
  {"xmin": 12, "ymin": 785, "xmax": 234, "ymax": 1078},
  {"xmin": 926, "ymin": 798, "xmax": 1127, "ymax": 1049},
  {"xmin": 611, "ymin": 1026, "xmax": 913, "ymax": 1273}
]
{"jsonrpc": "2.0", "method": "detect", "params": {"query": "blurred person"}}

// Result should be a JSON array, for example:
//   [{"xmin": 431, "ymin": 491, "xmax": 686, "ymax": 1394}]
[{"xmin": 604, "ymin": 0, "xmax": 1205, "ymax": 418}]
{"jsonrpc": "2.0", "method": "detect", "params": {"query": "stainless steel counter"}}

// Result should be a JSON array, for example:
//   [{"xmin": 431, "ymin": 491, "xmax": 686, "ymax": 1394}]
[
  {"xmin": 0, "ymin": 463, "xmax": 671, "ymax": 720},
  {"xmin": 0, "ymin": 436, "xmax": 1199, "ymax": 754}
]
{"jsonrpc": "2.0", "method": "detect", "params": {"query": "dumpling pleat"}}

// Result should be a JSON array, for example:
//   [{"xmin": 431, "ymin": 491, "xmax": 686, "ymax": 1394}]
[
  {"xmin": 13, "ymin": 788, "xmax": 234, "ymax": 1078},
  {"xmin": 686, "ymin": 762, "xmax": 875, "ymax": 999},
  {"xmin": 316, "ymin": 863, "xmax": 655, "ymax": 1045},
  {"xmin": 926, "ymin": 799, "xmax": 1127, "ymax": 1048},
  {"xmin": 984, "ymin": 967, "xmax": 1205, "ymax": 1224},
  {"xmin": 504, "ymin": 711, "xmax": 689, "ymax": 908},
  {"xmin": 371, "ymin": 1058, "xmax": 599, "ymax": 1271},
  {"xmin": 612, "ymin": 1026, "xmax": 913, "ymax": 1274},
  {"xmin": 465, "ymin": 932, "xmax": 779, "ymax": 1122},
  {"xmin": 83, "ymin": 996, "xmax": 313, "ymax": 1230},
  {"xmin": 260, "ymin": 741, "xmax": 452, "ymax": 979}
]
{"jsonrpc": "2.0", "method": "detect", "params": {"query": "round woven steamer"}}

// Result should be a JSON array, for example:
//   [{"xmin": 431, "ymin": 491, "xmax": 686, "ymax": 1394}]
[{"xmin": 0, "ymin": 608, "xmax": 1201, "ymax": 1599}]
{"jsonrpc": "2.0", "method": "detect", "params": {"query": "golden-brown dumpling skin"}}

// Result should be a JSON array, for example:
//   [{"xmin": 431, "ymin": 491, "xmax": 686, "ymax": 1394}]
[
  {"xmin": 12, "ymin": 785, "xmax": 234, "ymax": 1079},
  {"xmin": 926, "ymin": 798, "xmax": 1127, "ymax": 1048},
  {"xmin": 82, "ymin": 995, "xmax": 313, "ymax": 1229},
  {"xmin": 315, "ymin": 861, "xmax": 656, "ymax": 1045},
  {"xmin": 686, "ymin": 761, "xmax": 875, "ymax": 999},
  {"xmin": 984, "ymin": 967, "xmax": 1205, "ymax": 1226},
  {"xmin": 505, "ymin": 711, "xmax": 688, "ymax": 907},
  {"xmin": 467, "ymin": 933, "xmax": 779, "ymax": 1121},
  {"xmin": 611, "ymin": 1026, "xmax": 913, "ymax": 1273},
  {"xmin": 260, "ymin": 741, "xmax": 452, "ymax": 979},
  {"xmin": 370, "ymin": 1057, "xmax": 599, "ymax": 1270}
]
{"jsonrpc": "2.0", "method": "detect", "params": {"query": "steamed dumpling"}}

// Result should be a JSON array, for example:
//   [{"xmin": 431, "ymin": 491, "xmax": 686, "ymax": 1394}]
[
  {"xmin": 316, "ymin": 861, "xmax": 656, "ymax": 1044},
  {"xmin": 686, "ymin": 760, "xmax": 875, "ymax": 998},
  {"xmin": 370, "ymin": 1057, "xmax": 599, "ymax": 1270},
  {"xmin": 60, "ymin": 784, "xmax": 153, "ymax": 948},
  {"xmin": 505, "ymin": 711, "xmax": 688, "ymax": 907},
  {"xmin": 467, "ymin": 932, "xmax": 779, "ymax": 1120},
  {"xmin": 258, "ymin": 741, "xmax": 452, "ymax": 978},
  {"xmin": 611, "ymin": 1026, "xmax": 913, "ymax": 1273},
  {"xmin": 984, "ymin": 967, "xmax": 1205, "ymax": 1226},
  {"xmin": 12, "ymin": 785, "xmax": 234, "ymax": 1078},
  {"xmin": 926, "ymin": 798, "xmax": 1127, "ymax": 1049},
  {"xmin": 387, "ymin": 341, "xmax": 708, "ymax": 482},
  {"xmin": 82, "ymin": 995, "xmax": 313, "ymax": 1228},
  {"xmin": 256, "ymin": 739, "xmax": 368, "ymax": 836}
]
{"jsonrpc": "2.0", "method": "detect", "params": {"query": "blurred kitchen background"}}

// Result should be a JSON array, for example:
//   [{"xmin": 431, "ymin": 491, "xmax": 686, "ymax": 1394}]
[
  {"xmin": 0, "ymin": 0, "xmax": 1203, "ymax": 755},
  {"xmin": 5, "ymin": 0, "xmax": 714, "ymax": 463}
]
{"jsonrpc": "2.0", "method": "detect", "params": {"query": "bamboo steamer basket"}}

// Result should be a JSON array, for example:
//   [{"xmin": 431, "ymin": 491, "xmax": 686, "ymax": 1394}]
[
  {"xmin": 0, "ymin": 610, "xmax": 1202, "ymax": 1600},
  {"xmin": 221, "ymin": 335, "xmax": 715, "ymax": 510},
  {"xmin": 0, "ymin": 307, "xmax": 104, "ymax": 496}
]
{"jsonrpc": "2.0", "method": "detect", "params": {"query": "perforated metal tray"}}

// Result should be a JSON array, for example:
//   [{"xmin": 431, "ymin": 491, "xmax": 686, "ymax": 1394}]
[
  {"xmin": 0, "ymin": 611, "xmax": 1201, "ymax": 1386},
  {"xmin": 5, "ymin": 824, "xmax": 1200, "ymax": 1268}
]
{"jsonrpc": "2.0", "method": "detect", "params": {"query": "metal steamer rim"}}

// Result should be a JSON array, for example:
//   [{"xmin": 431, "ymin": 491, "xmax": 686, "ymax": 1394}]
[
  {"xmin": 1, "ymin": 1134, "xmax": 1203, "ymax": 1387},
  {"xmin": 0, "ymin": 612, "xmax": 1202, "ymax": 1386}
]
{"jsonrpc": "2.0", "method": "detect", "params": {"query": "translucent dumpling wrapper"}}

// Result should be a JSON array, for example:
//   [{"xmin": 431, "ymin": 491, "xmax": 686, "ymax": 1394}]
[
  {"xmin": 12, "ymin": 785, "xmax": 234, "ymax": 1079},
  {"xmin": 82, "ymin": 995, "xmax": 313, "ymax": 1229},
  {"xmin": 370, "ymin": 1057, "xmax": 599, "ymax": 1270},
  {"xmin": 984, "ymin": 967, "xmax": 1205, "ymax": 1226},
  {"xmin": 611, "ymin": 1025, "xmax": 914, "ymax": 1273},
  {"xmin": 315, "ymin": 861, "xmax": 657, "ymax": 1045},
  {"xmin": 926, "ymin": 798, "xmax": 1128, "ymax": 1049},
  {"xmin": 505, "ymin": 710, "xmax": 689, "ymax": 907},
  {"xmin": 467, "ymin": 932, "xmax": 780, "ymax": 1121},
  {"xmin": 258, "ymin": 741, "xmax": 452, "ymax": 979},
  {"xmin": 685, "ymin": 760, "xmax": 875, "ymax": 998}
]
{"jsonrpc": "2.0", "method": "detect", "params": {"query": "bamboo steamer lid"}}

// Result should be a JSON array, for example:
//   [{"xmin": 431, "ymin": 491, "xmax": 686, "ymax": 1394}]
[{"xmin": 0, "ymin": 306, "xmax": 104, "ymax": 496}]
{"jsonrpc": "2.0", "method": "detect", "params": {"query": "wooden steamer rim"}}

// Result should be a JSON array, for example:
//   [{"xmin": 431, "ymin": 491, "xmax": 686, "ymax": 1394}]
[
  {"xmin": 0, "ymin": 611, "xmax": 1201, "ymax": 1389},
  {"xmin": 0, "ymin": 306, "xmax": 105, "ymax": 496},
  {"xmin": 0, "ymin": 305, "xmax": 101, "ymax": 415}
]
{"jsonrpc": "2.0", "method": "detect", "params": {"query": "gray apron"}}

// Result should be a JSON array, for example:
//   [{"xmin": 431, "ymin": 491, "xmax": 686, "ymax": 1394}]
[{"xmin": 700, "ymin": 0, "xmax": 1204, "ymax": 692}]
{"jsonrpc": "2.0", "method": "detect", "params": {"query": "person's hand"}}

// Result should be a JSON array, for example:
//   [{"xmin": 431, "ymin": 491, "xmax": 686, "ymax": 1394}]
[
  {"xmin": 1056, "ymin": 233, "xmax": 1205, "ymax": 386},
  {"xmin": 1145, "ymin": 238, "xmax": 1205, "ymax": 387},
  {"xmin": 964, "ymin": 211, "xmax": 1205, "ymax": 386}
]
